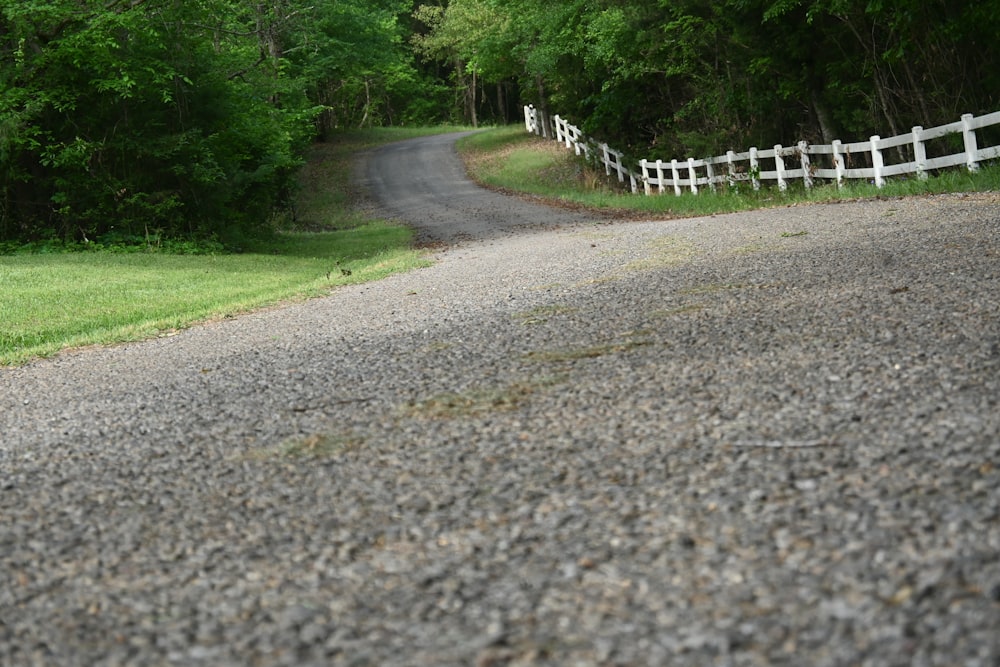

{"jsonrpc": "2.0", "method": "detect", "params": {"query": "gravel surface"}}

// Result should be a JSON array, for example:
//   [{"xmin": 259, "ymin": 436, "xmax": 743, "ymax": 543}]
[{"xmin": 2, "ymin": 132, "xmax": 999, "ymax": 666}]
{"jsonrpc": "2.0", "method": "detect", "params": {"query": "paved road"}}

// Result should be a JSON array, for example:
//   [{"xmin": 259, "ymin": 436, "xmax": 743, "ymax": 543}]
[
  {"xmin": 1, "ymin": 132, "xmax": 999, "ymax": 666},
  {"xmin": 357, "ymin": 131, "xmax": 597, "ymax": 245}
]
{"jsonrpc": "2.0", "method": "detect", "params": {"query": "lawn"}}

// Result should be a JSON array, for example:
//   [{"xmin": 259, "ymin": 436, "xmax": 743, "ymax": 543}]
[
  {"xmin": 0, "ymin": 126, "xmax": 471, "ymax": 366},
  {"xmin": 0, "ymin": 225, "xmax": 423, "ymax": 365}
]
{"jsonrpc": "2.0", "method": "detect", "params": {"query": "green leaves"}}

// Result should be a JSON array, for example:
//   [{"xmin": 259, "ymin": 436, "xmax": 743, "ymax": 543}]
[
  {"xmin": 414, "ymin": 0, "xmax": 1000, "ymax": 168},
  {"xmin": 0, "ymin": 0, "xmax": 428, "ymax": 244}
]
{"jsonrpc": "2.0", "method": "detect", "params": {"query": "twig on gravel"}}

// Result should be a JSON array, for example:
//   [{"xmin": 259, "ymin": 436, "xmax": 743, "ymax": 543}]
[
  {"xmin": 290, "ymin": 397, "xmax": 376, "ymax": 412},
  {"xmin": 729, "ymin": 439, "xmax": 840, "ymax": 449}
]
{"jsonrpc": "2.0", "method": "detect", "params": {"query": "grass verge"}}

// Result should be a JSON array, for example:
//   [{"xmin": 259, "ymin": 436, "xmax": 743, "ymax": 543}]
[
  {"xmin": 457, "ymin": 126, "xmax": 1000, "ymax": 218},
  {"xmin": 0, "ymin": 126, "xmax": 468, "ymax": 366}
]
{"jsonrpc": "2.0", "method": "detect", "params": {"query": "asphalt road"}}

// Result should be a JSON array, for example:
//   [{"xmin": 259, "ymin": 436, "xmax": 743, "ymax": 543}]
[
  {"xmin": 357, "ymin": 131, "xmax": 598, "ymax": 245},
  {"xmin": 1, "ymin": 132, "xmax": 999, "ymax": 666}
]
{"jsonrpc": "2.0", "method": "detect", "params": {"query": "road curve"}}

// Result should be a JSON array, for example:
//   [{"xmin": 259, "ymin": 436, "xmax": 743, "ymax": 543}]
[
  {"xmin": 359, "ymin": 131, "xmax": 600, "ymax": 245},
  {"xmin": 1, "ymin": 131, "xmax": 999, "ymax": 666}
]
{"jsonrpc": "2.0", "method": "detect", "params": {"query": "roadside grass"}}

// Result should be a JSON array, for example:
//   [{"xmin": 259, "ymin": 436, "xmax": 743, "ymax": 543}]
[
  {"xmin": 0, "ymin": 126, "xmax": 469, "ymax": 366},
  {"xmin": 458, "ymin": 125, "xmax": 1000, "ymax": 217}
]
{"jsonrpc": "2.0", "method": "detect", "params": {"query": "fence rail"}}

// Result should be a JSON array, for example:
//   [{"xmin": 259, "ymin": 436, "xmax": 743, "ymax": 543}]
[{"xmin": 524, "ymin": 105, "xmax": 1000, "ymax": 196}]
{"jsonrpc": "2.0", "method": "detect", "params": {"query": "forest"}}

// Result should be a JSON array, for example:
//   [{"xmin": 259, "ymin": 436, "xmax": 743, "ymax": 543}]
[{"xmin": 2, "ymin": 0, "xmax": 998, "ymax": 245}]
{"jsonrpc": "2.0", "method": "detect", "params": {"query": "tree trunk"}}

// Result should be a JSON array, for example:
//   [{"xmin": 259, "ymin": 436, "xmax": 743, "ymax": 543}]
[
  {"xmin": 359, "ymin": 79, "xmax": 371, "ymax": 128},
  {"xmin": 839, "ymin": 13, "xmax": 902, "ymax": 147},
  {"xmin": 536, "ymin": 75, "xmax": 550, "ymax": 138},
  {"xmin": 470, "ymin": 68, "xmax": 478, "ymax": 128},
  {"xmin": 811, "ymin": 90, "xmax": 837, "ymax": 144},
  {"xmin": 497, "ymin": 82, "xmax": 507, "ymax": 124}
]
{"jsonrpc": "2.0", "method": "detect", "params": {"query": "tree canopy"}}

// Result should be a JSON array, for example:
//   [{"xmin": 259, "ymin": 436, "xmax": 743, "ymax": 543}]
[
  {"xmin": 0, "ymin": 0, "xmax": 435, "ymax": 244},
  {"xmin": 416, "ymin": 0, "xmax": 1000, "ymax": 157},
  {"xmin": 3, "ymin": 0, "xmax": 998, "ymax": 245}
]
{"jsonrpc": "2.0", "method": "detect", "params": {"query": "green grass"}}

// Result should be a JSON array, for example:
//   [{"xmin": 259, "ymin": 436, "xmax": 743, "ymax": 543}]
[
  {"xmin": 0, "ymin": 126, "xmax": 472, "ymax": 366},
  {"xmin": 458, "ymin": 126, "xmax": 1000, "ymax": 218}
]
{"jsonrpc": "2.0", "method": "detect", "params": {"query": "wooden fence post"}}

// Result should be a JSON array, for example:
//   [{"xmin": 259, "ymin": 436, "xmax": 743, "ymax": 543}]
[
  {"xmin": 832, "ymin": 140, "xmax": 845, "ymax": 188},
  {"xmin": 726, "ymin": 151, "xmax": 736, "ymax": 188},
  {"xmin": 798, "ymin": 141, "xmax": 812, "ymax": 189},
  {"xmin": 658, "ymin": 159, "xmax": 669, "ymax": 194},
  {"xmin": 670, "ymin": 159, "xmax": 682, "ymax": 196},
  {"xmin": 912, "ymin": 126, "xmax": 927, "ymax": 180},
  {"xmin": 705, "ymin": 161, "xmax": 717, "ymax": 193},
  {"xmin": 750, "ymin": 147, "xmax": 760, "ymax": 190},
  {"xmin": 774, "ymin": 145, "xmax": 787, "ymax": 191},
  {"xmin": 687, "ymin": 158, "xmax": 699, "ymax": 194},
  {"xmin": 870, "ymin": 135, "xmax": 884, "ymax": 187},
  {"xmin": 640, "ymin": 159, "xmax": 651, "ymax": 195},
  {"xmin": 962, "ymin": 113, "xmax": 980, "ymax": 172}
]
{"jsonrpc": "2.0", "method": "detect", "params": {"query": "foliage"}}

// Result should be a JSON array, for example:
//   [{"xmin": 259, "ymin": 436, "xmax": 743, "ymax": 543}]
[
  {"xmin": 418, "ymin": 0, "xmax": 1000, "ymax": 158},
  {"xmin": 0, "ymin": 0, "xmax": 440, "ymax": 245}
]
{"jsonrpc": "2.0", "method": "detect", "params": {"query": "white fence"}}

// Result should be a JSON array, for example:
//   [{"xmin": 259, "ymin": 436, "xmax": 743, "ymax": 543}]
[{"xmin": 524, "ymin": 105, "xmax": 1000, "ymax": 195}]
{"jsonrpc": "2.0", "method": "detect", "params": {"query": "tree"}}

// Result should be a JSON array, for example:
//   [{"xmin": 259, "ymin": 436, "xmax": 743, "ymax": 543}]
[
  {"xmin": 415, "ymin": 0, "xmax": 1000, "ymax": 158},
  {"xmin": 412, "ymin": 0, "xmax": 523, "ymax": 126},
  {"xmin": 0, "ymin": 0, "xmax": 440, "ymax": 245}
]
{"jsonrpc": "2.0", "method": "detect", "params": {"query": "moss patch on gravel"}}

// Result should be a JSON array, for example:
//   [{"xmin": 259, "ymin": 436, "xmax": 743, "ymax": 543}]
[
  {"xmin": 524, "ymin": 331, "xmax": 653, "ymax": 364},
  {"xmin": 404, "ymin": 376, "xmax": 566, "ymax": 419}
]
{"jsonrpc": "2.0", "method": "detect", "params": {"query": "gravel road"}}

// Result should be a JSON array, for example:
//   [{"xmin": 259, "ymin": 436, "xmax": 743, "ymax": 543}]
[{"xmin": 2, "ymin": 131, "xmax": 999, "ymax": 666}]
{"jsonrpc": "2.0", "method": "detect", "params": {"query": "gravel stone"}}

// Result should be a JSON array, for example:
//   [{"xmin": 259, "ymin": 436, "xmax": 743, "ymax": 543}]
[{"xmin": 1, "ymin": 133, "xmax": 999, "ymax": 666}]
